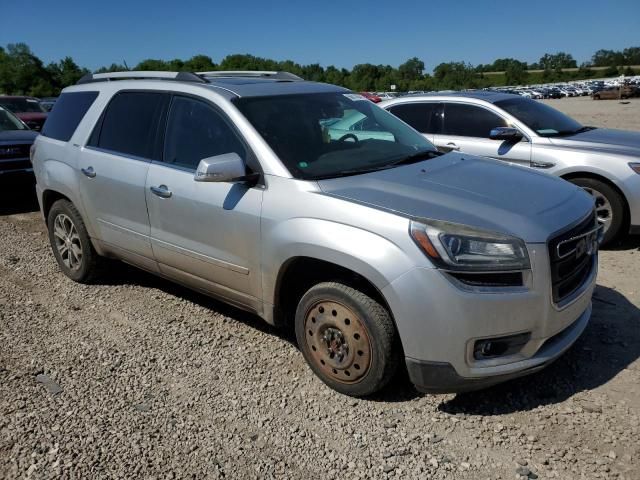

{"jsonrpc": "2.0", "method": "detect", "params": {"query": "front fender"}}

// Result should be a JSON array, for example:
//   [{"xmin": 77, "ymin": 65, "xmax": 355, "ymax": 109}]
[{"xmin": 262, "ymin": 217, "xmax": 421, "ymax": 306}]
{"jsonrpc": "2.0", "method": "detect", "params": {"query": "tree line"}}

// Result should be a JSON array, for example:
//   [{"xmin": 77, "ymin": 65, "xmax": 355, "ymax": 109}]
[{"xmin": 1, "ymin": 43, "xmax": 638, "ymax": 97}]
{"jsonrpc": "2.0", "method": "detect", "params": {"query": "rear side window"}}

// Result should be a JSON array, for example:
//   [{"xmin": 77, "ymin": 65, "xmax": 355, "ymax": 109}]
[
  {"xmin": 89, "ymin": 92, "xmax": 167, "ymax": 160},
  {"xmin": 41, "ymin": 91, "xmax": 98, "ymax": 141},
  {"xmin": 442, "ymin": 103, "xmax": 507, "ymax": 138},
  {"xmin": 388, "ymin": 103, "xmax": 439, "ymax": 134}
]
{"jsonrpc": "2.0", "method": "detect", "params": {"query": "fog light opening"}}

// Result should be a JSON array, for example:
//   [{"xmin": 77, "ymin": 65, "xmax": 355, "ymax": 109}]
[{"xmin": 473, "ymin": 332, "xmax": 531, "ymax": 360}]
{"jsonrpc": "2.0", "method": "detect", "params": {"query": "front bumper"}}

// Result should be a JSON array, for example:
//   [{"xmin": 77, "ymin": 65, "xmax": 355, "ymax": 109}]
[{"xmin": 382, "ymin": 243, "xmax": 596, "ymax": 392}]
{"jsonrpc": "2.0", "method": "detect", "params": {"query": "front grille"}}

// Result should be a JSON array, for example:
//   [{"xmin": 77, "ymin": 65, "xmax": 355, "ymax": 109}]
[
  {"xmin": 0, "ymin": 158, "xmax": 31, "ymax": 173},
  {"xmin": 0, "ymin": 144, "xmax": 31, "ymax": 160},
  {"xmin": 548, "ymin": 211, "xmax": 598, "ymax": 304}
]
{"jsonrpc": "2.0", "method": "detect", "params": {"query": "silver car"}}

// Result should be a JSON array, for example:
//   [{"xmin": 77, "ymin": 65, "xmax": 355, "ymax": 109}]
[
  {"xmin": 32, "ymin": 71, "xmax": 600, "ymax": 397},
  {"xmin": 381, "ymin": 92, "xmax": 640, "ymax": 245}
]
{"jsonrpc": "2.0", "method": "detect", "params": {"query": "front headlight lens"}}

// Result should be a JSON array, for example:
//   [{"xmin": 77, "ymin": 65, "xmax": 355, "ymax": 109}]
[{"xmin": 410, "ymin": 220, "xmax": 530, "ymax": 271}]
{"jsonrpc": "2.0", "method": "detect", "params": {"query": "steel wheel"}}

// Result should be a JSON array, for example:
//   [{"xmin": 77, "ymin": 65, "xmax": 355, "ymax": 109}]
[
  {"xmin": 52, "ymin": 213, "xmax": 83, "ymax": 271},
  {"xmin": 303, "ymin": 300, "xmax": 372, "ymax": 384},
  {"xmin": 582, "ymin": 186, "xmax": 613, "ymax": 233}
]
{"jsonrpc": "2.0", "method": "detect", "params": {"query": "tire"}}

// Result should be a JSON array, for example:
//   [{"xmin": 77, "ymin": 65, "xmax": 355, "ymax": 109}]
[
  {"xmin": 47, "ymin": 199, "xmax": 102, "ymax": 283},
  {"xmin": 295, "ymin": 282, "xmax": 399, "ymax": 397},
  {"xmin": 568, "ymin": 178, "xmax": 625, "ymax": 246}
]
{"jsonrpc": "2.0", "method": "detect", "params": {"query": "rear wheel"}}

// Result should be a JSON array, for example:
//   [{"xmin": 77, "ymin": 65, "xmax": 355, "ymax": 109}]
[
  {"xmin": 47, "ymin": 199, "xmax": 102, "ymax": 282},
  {"xmin": 568, "ymin": 178, "xmax": 625, "ymax": 246},
  {"xmin": 295, "ymin": 282, "xmax": 399, "ymax": 397}
]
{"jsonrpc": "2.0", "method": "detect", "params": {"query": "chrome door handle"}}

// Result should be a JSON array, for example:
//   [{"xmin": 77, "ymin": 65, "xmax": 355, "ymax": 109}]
[
  {"xmin": 81, "ymin": 166, "xmax": 96, "ymax": 178},
  {"xmin": 446, "ymin": 143, "xmax": 460, "ymax": 151},
  {"xmin": 150, "ymin": 185, "xmax": 172, "ymax": 198}
]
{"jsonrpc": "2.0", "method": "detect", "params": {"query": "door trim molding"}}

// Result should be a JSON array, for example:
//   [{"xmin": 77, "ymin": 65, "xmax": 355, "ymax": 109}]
[{"xmin": 152, "ymin": 238, "xmax": 249, "ymax": 275}]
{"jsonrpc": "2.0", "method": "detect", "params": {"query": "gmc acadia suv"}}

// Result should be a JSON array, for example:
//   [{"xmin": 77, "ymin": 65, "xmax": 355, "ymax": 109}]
[{"xmin": 32, "ymin": 71, "xmax": 601, "ymax": 396}]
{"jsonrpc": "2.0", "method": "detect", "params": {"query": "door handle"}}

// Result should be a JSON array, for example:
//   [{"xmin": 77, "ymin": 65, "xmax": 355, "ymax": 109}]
[
  {"xmin": 150, "ymin": 185, "xmax": 172, "ymax": 198},
  {"xmin": 446, "ymin": 143, "xmax": 460, "ymax": 151},
  {"xmin": 81, "ymin": 166, "xmax": 96, "ymax": 178}
]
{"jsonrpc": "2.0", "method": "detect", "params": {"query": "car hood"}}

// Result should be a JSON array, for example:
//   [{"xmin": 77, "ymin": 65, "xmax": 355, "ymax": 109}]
[
  {"xmin": 0, "ymin": 129, "xmax": 38, "ymax": 143},
  {"xmin": 548, "ymin": 128, "xmax": 640, "ymax": 156},
  {"xmin": 15, "ymin": 112, "xmax": 47, "ymax": 122},
  {"xmin": 317, "ymin": 153, "xmax": 594, "ymax": 243}
]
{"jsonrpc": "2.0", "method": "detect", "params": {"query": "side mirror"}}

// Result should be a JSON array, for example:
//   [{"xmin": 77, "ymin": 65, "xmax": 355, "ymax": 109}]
[
  {"xmin": 489, "ymin": 127, "xmax": 524, "ymax": 141},
  {"xmin": 194, "ymin": 152, "xmax": 246, "ymax": 182}
]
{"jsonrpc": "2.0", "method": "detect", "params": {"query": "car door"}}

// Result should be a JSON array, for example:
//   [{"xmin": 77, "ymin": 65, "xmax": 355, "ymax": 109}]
[
  {"xmin": 80, "ymin": 91, "xmax": 169, "ymax": 267},
  {"xmin": 433, "ymin": 102, "xmax": 531, "ymax": 167},
  {"xmin": 145, "ymin": 94, "xmax": 263, "ymax": 308},
  {"xmin": 385, "ymin": 102, "xmax": 440, "ymax": 143}
]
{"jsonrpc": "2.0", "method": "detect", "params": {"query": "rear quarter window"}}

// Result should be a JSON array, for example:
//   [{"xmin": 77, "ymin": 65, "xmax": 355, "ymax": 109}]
[{"xmin": 41, "ymin": 91, "xmax": 99, "ymax": 142}]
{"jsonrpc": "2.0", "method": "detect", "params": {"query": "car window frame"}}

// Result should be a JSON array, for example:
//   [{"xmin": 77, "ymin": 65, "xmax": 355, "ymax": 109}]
[
  {"xmin": 440, "ymin": 101, "xmax": 527, "ymax": 141},
  {"xmin": 85, "ymin": 89, "xmax": 171, "ymax": 163},
  {"xmin": 155, "ymin": 92, "xmax": 262, "ymax": 177}
]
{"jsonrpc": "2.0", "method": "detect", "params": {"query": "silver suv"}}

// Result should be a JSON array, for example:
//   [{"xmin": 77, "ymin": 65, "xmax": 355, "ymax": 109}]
[
  {"xmin": 32, "ymin": 71, "xmax": 600, "ymax": 397},
  {"xmin": 380, "ymin": 92, "xmax": 640, "ymax": 245}
]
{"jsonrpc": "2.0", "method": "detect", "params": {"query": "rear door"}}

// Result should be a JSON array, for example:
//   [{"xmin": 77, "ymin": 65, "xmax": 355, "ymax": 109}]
[
  {"xmin": 80, "ymin": 91, "xmax": 168, "ymax": 264},
  {"xmin": 145, "ymin": 94, "xmax": 263, "ymax": 308},
  {"xmin": 434, "ymin": 102, "xmax": 531, "ymax": 167},
  {"xmin": 385, "ymin": 102, "xmax": 440, "ymax": 143}
]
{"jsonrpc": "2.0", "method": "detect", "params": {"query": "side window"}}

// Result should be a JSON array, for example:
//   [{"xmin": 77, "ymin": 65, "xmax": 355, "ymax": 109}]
[
  {"xmin": 89, "ymin": 91, "xmax": 167, "ymax": 159},
  {"xmin": 41, "ymin": 91, "xmax": 99, "ymax": 141},
  {"xmin": 163, "ymin": 96, "xmax": 246, "ymax": 170},
  {"xmin": 388, "ymin": 103, "xmax": 438, "ymax": 134},
  {"xmin": 442, "ymin": 103, "xmax": 507, "ymax": 138}
]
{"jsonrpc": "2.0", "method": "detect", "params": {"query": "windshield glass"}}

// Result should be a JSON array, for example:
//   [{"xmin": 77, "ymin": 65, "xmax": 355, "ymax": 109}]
[
  {"xmin": 234, "ymin": 92, "xmax": 437, "ymax": 179},
  {"xmin": 0, "ymin": 97, "xmax": 46, "ymax": 113},
  {"xmin": 0, "ymin": 107, "xmax": 27, "ymax": 132},
  {"xmin": 495, "ymin": 97, "xmax": 583, "ymax": 137}
]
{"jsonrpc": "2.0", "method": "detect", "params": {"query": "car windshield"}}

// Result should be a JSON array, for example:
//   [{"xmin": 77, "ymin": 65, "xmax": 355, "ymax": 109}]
[
  {"xmin": 0, "ymin": 107, "xmax": 27, "ymax": 132},
  {"xmin": 234, "ymin": 92, "xmax": 438, "ymax": 180},
  {"xmin": 495, "ymin": 97, "xmax": 585, "ymax": 137},
  {"xmin": 0, "ymin": 97, "xmax": 46, "ymax": 113}
]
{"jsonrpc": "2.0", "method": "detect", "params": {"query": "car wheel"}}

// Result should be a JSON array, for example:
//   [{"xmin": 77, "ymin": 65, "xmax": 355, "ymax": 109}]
[
  {"xmin": 568, "ymin": 178, "xmax": 625, "ymax": 246},
  {"xmin": 47, "ymin": 199, "xmax": 102, "ymax": 282},
  {"xmin": 295, "ymin": 282, "xmax": 399, "ymax": 397}
]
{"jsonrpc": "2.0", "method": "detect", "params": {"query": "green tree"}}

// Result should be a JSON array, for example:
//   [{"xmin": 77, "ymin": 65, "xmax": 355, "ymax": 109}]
[{"xmin": 538, "ymin": 52, "xmax": 577, "ymax": 70}]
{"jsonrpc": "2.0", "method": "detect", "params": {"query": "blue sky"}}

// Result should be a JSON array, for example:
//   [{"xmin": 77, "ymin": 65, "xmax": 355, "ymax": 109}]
[{"xmin": 2, "ymin": 0, "xmax": 638, "ymax": 72}]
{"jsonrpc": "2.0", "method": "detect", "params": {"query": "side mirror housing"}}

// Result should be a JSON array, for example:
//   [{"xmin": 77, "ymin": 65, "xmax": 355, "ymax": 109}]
[
  {"xmin": 194, "ymin": 152, "xmax": 246, "ymax": 182},
  {"xmin": 489, "ymin": 127, "xmax": 524, "ymax": 141}
]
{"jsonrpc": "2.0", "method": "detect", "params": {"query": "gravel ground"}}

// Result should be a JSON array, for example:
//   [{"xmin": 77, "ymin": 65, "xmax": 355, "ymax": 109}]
[
  {"xmin": 541, "ymin": 96, "xmax": 640, "ymax": 132},
  {"xmin": 1, "ymin": 99, "xmax": 640, "ymax": 479}
]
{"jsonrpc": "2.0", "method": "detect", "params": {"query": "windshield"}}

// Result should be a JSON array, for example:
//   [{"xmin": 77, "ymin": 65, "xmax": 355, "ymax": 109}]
[
  {"xmin": 0, "ymin": 97, "xmax": 46, "ymax": 113},
  {"xmin": 234, "ymin": 92, "xmax": 437, "ymax": 179},
  {"xmin": 0, "ymin": 107, "xmax": 28, "ymax": 132},
  {"xmin": 495, "ymin": 97, "xmax": 584, "ymax": 137}
]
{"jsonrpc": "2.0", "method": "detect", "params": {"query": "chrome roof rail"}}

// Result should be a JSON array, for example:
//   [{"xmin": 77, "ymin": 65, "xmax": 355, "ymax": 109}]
[
  {"xmin": 76, "ymin": 71, "xmax": 207, "ymax": 85},
  {"xmin": 196, "ymin": 71, "xmax": 303, "ymax": 81}
]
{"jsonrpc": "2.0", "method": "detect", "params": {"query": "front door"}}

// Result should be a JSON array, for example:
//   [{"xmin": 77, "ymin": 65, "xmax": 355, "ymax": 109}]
[
  {"xmin": 145, "ymin": 95, "xmax": 263, "ymax": 308},
  {"xmin": 433, "ymin": 102, "xmax": 531, "ymax": 167}
]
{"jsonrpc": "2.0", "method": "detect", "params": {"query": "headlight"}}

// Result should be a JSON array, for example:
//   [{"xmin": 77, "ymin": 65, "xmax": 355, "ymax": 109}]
[
  {"xmin": 629, "ymin": 162, "xmax": 640, "ymax": 174},
  {"xmin": 410, "ymin": 220, "xmax": 530, "ymax": 271}
]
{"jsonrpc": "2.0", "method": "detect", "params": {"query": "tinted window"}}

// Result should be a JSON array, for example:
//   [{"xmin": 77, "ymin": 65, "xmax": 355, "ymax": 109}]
[
  {"xmin": 494, "ymin": 97, "xmax": 582, "ymax": 137},
  {"xmin": 91, "ymin": 92, "xmax": 166, "ymax": 159},
  {"xmin": 388, "ymin": 103, "xmax": 439, "ymax": 133},
  {"xmin": 163, "ymin": 96, "xmax": 246, "ymax": 170},
  {"xmin": 443, "ymin": 103, "xmax": 507, "ymax": 138},
  {"xmin": 41, "ymin": 91, "xmax": 98, "ymax": 141},
  {"xmin": 0, "ymin": 97, "xmax": 46, "ymax": 113}
]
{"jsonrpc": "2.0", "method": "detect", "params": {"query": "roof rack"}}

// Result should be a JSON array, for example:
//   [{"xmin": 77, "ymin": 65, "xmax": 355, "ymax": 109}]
[
  {"xmin": 76, "ymin": 71, "xmax": 207, "ymax": 85},
  {"xmin": 196, "ymin": 71, "xmax": 303, "ymax": 81}
]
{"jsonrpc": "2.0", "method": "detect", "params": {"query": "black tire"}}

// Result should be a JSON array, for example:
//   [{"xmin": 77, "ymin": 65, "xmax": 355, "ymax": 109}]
[
  {"xmin": 295, "ymin": 282, "xmax": 399, "ymax": 397},
  {"xmin": 568, "ymin": 178, "xmax": 626, "ymax": 246},
  {"xmin": 47, "ymin": 199, "xmax": 102, "ymax": 283}
]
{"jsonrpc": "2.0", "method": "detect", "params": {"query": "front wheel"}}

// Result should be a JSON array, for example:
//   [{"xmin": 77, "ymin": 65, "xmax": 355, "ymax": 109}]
[
  {"xmin": 295, "ymin": 282, "xmax": 399, "ymax": 397},
  {"xmin": 568, "ymin": 178, "xmax": 625, "ymax": 246}
]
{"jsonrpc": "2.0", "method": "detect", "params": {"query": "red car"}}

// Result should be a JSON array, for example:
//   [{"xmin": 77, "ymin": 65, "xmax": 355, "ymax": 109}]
[
  {"xmin": 359, "ymin": 92, "xmax": 382, "ymax": 103},
  {"xmin": 0, "ymin": 96, "xmax": 48, "ymax": 131}
]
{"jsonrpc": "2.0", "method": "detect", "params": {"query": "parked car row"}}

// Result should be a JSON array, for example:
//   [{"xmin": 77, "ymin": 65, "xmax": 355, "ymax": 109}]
[
  {"xmin": 29, "ymin": 70, "xmax": 622, "ymax": 398},
  {"xmin": 0, "ymin": 96, "xmax": 50, "ymax": 130}
]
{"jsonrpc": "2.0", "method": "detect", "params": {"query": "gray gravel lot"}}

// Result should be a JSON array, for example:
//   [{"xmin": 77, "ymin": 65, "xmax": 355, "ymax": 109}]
[{"xmin": 1, "ymin": 98, "xmax": 640, "ymax": 479}]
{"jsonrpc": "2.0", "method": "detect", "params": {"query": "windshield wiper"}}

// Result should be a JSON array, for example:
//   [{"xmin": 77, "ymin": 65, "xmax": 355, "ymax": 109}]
[
  {"xmin": 388, "ymin": 149, "xmax": 442, "ymax": 166},
  {"xmin": 549, "ymin": 126, "xmax": 597, "ymax": 137}
]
